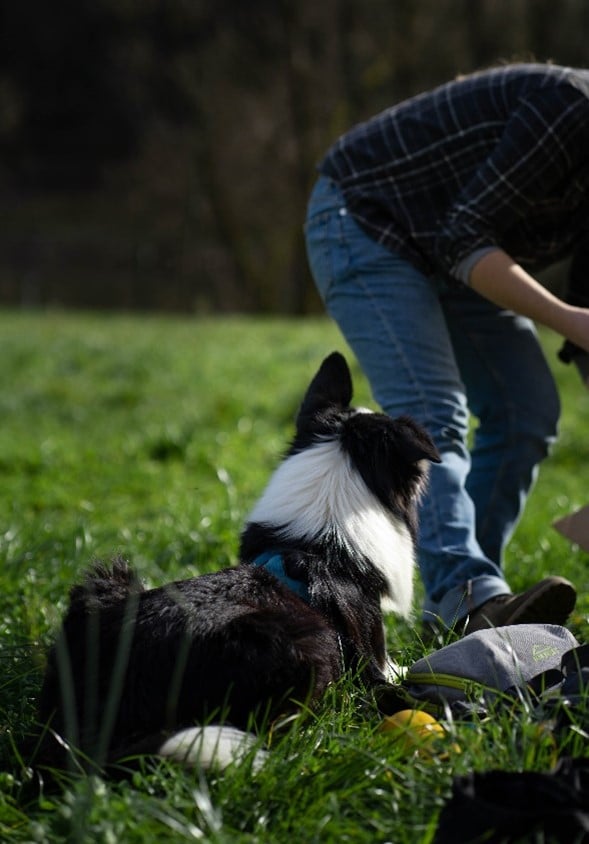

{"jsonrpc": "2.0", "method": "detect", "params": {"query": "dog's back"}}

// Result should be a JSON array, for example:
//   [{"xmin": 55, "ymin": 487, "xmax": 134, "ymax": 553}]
[{"xmin": 35, "ymin": 560, "xmax": 341, "ymax": 773}]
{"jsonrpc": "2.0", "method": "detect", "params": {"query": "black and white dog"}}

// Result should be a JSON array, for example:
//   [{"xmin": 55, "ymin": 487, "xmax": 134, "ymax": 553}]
[{"xmin": 31, "ymin": 352, "xmax": 440, "ymax": 776}]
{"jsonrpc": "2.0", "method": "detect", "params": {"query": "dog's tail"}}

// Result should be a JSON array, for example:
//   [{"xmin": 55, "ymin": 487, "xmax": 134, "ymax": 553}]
[
  {"xmin": 157, "ymin": 725, "xmax": 267, "ymax": 772},
  {"xmin": 67, "ymin": 556, "xmax": 145, "ymax": 612}
]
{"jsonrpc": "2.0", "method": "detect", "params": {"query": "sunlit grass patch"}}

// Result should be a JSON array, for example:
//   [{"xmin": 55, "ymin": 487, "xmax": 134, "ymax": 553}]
[{"xmin": 0, "ymin": 310, "xmax": 587, "ymax": 842}]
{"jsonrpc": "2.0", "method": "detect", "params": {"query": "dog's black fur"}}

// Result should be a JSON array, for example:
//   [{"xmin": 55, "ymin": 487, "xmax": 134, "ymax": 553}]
[{"xmin": 30, "ymin": 352, "xmax": 440, "ymax": 775}]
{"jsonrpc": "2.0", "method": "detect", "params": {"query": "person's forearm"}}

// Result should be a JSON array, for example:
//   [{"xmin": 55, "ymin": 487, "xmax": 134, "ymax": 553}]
[{"xmin": 469, "ymin": 249, "xmax": 589, "ymax": 353}]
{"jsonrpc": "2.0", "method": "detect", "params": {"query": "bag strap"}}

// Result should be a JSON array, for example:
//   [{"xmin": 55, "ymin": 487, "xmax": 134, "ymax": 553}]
[
  {"xmin": 561, "ymin": 643, "xmax": 589, "ymax": 677},
  {"xmin": 507, "ymin": 643, "xmax": 589, "ymax": 703}
]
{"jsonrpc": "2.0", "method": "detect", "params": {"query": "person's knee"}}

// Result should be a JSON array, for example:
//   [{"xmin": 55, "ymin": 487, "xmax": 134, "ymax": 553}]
[
  {"xmin": 506, "ymin": 389, "xmax": 560, "ymax": 464},
  {"xmin": 540, "ymin": 387, "xmax": 561, "ymax": 443}
]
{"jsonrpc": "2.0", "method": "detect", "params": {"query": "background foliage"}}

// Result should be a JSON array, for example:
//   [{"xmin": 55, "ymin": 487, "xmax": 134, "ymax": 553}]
[{"xmin": 1, "ymin": 0, "xmax": 589, "ymax": 313}]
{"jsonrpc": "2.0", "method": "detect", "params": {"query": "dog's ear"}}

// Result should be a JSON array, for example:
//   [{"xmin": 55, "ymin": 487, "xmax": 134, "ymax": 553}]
[
  {"xmin": 297, "ymin": 352, "xmax": 353, "ymax": 427},
  {"xmin": 394, "ymin": 415, "xmax": 442, "ymax": 464}
]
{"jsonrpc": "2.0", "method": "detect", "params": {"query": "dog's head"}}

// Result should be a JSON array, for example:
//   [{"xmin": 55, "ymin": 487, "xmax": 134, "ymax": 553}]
[
  {"xmin": 241, "ymin": 352, "xmax": 440, "ymax": 618},
  {"xmin": 291, "ymin": 351, "xmax": 441, "ymax": 526}
]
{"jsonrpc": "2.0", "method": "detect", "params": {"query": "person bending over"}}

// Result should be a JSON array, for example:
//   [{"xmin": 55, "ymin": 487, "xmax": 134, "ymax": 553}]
[{"xmin": 305, "ymin": 63, "xmax": 589, "ymax": 635}]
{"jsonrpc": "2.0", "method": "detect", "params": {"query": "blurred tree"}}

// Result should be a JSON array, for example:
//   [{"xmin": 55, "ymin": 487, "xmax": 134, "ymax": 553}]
[
  {"xmin": 0, "ymin": 0, "xmax": 588, "ymax": 313},
  {"xmin": 0, "ymin": 0, "xmax": 140, "ymax": 188}
]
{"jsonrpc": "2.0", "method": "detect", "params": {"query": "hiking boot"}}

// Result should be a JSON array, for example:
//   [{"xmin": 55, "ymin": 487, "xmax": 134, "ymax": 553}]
[{"xmin": 463, "ymin": 576, "xmax": 577, "ymax": 635}]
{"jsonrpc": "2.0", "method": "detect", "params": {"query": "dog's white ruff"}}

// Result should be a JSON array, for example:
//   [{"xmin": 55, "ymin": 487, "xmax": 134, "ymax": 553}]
[
  {"xmin": 246, "ymin": 438, "xmax": 415, "ymax": 616},
  {"xmin": 159, "ymin": 725, "xmax": 267, "ymax": 772}
]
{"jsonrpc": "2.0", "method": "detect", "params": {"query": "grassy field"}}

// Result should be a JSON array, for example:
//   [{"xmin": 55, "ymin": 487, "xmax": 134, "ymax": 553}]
[{"xmin": 0, "ymin": 310, "xmax": 587, "ymax": 843}]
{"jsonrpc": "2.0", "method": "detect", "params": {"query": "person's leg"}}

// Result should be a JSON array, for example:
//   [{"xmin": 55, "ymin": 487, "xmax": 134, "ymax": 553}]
[
  {"xmin": 305, "ymin": 176, "xmax": 576, "ymax": 631},
  {"xmin": 304, "ymin": 176, "xmax": 508, "ymax": 627},
  {"xmin": 436, "ymin": 286, "xmax": 575, "ymax": 633},
  {"xmin": 440, "ymin": 285, "xmax": 561, "ymax": 565}
]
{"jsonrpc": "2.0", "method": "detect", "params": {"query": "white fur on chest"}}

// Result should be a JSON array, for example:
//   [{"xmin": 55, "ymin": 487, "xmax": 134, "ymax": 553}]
[{"xmin": 246, "ymin": 439, "xmax": 415, "ymax": 617}]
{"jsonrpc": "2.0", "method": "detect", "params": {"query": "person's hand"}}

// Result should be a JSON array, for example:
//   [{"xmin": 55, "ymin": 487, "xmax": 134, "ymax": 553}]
[
  {"xmin": 557, "ymin": 309, "xmax": 589, "ymax": 392},
  {"xmin": 560, "ymin": 306, "xmax": 589, "ymax": 357},
  {"xmin": 470, "ymin": 251, "xmax": 589, "ymax": 356}
]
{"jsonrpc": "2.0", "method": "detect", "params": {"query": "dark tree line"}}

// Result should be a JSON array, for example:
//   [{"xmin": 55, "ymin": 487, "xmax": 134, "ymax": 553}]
[{"xmin": 1, "ymin": 0, "xmax": 588, "ymax": 313}]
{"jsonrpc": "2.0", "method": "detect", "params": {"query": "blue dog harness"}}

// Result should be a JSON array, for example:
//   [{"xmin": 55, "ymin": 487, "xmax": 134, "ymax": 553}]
[
  {"xmin": 252, "ymin": 551, "xmax": 347, "ymax": 673},
  {"xmin": 252, "ymin": 551, "xmax": 310, "ymax": 603}
]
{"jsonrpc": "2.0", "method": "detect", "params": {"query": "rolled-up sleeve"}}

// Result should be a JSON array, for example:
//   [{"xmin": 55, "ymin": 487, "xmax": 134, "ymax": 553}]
[{"xmin": 434, "ymin": 86, "xmax": 589, "ymax": 281}]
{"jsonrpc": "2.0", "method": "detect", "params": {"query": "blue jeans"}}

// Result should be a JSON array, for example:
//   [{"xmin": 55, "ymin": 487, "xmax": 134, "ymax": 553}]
[{"xmin": 304, "ymin": 175, "xmax": 560, "ymax": 627}]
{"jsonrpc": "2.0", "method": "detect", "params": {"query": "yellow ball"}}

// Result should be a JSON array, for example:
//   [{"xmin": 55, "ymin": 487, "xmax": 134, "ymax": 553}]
[{"xmin": 379, "ymin": 709, "xmax": 451, "ymax": 756}]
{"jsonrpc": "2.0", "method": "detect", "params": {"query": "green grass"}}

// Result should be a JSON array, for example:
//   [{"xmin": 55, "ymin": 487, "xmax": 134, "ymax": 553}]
[{"xmin": 0, "ymin": 310, "xmax": 587, "ymax": 842}]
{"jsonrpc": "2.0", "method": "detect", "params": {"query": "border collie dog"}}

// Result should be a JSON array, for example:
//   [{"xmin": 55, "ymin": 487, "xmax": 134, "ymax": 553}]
[{"xmin": 31, "ymin": 352, "xmax": 440, "ymax": 776}]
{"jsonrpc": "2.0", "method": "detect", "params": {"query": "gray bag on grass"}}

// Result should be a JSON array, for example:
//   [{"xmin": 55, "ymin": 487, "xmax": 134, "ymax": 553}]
[{"xmin": 381, "ymin": 624, "xmax": 580, "ymax": 715}]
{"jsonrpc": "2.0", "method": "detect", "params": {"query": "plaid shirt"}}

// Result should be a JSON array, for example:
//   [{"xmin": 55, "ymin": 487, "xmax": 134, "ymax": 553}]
[{"xmin": 320, "ymin": 64, "xmax": 589, "ymax": 283}]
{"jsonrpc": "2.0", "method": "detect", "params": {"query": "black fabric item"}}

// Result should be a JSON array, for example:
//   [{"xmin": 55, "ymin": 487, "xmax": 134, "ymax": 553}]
[
  {"xmin": 558, "ymin": 338, "xmax": 583, "ymax": 364},
  {"xmin": 557, "ymin": 340, "xmax": 589, "ymax": 383},
  {"xmin": 434, "ymin": 757, "xmax": 589, "ymax": 844}
]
